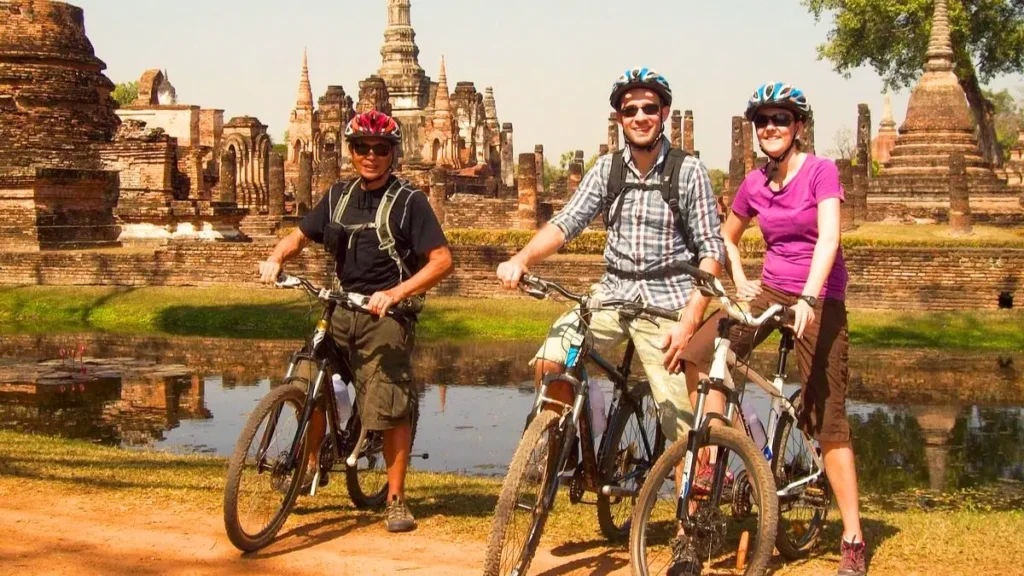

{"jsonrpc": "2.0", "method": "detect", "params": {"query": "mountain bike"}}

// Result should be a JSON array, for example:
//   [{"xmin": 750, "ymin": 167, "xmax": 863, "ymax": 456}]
[
  {"xmin": 222, "ymin": 273, "xmax": 422, "ymax": 552},
  {"xmin": 483, "ymin": 274, "xmax": 672, "ymax": 576},
  {"xmin": 629, "ymin": 263, "xmax": 785, "ymax": 576}
]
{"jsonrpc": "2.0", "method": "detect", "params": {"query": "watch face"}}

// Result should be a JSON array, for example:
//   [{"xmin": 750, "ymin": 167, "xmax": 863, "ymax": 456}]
[{"xmin": 801, "ymin": 296, "xmax": 817, "ymax": 307}]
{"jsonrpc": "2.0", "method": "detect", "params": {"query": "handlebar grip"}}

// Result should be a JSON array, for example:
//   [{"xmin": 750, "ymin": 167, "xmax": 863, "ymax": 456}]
[
  {"xmin": 645, "ymin": 305, "xmax": 681, "ymax": 322},
  {"xmin": 676, "ymin": 261, "xmax": 716, "ymax": 285}
]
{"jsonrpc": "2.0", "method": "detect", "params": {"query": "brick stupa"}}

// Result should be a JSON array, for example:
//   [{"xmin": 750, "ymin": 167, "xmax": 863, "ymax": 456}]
[
  {"xmin": 0, "ymin": 0, "xmax": 121, "ymax": 249},
  {"xmin": 870, "ymin": 0, "xmax": 1021, "ymax": 223}
]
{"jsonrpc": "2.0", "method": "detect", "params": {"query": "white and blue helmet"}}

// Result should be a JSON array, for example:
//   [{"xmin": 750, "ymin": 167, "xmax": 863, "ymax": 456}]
[
  {"xmin": 610, "ymin": 67, "xmax": 672, "ymax": 110},
  {"xmin": 744, "ymin": 82, "xmax": 811, "ymax": 121}
]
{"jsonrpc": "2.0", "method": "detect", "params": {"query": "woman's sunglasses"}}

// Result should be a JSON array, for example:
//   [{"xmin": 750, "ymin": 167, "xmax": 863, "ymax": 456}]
[
  {"xmin": 620, "ymin": 103, "xmax": 661, "ymax": 118},
  {"xmin": 752, "ymin": 112, "xmax": 795, "ymax": 129},
  {"xmin": 352, "ymin": 142, "xmax": 393, "ymax": 157}
]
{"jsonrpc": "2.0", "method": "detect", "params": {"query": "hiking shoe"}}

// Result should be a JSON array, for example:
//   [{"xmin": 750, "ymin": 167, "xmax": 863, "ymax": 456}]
[
  {"xmin": 385, "ymin": 495, "xmax": 417, "ymax": 533},
  {"xmin": 837, "ymin": 538, "xmax": 867, "ymax": 576},
  {"xmin": 666, "ymin": 536, "xmax": 702, "ymax": 576},
  {"xmin": 692, "ymin": 465, "xmax": 734, "ymax": 495}
]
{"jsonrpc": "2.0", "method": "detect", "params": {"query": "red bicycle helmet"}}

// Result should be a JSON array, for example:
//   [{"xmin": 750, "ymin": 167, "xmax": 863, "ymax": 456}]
[{"xmin": 344, "ymin": 111, "xmax": 402, "ymax": 144}]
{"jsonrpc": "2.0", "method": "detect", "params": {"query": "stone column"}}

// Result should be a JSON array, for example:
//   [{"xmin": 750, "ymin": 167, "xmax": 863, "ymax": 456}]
[
  {"xmin": 599, "ymin": 144, "xmax": 609, "ymax": 156},
  {"xmin": 269, "ymin": 151, "xmax": 286, "ymax": 216},
  {"xmin": 802, "ymin": 114, "xmax": 816, "ymax": 155},
  {"xmin": 851, "ymin": 159, "xmax": 869, "ymax": 224},
  {"xmin": 429, "ymin": 167, "xmax": 448, "ymax": 227},
  {"xmin": 607, "ymin": 113, "xmax": 619, "ymax": 152},
  {"xmin": 741, "ymin": 119, "xmax": 754, "ymax": 173},
  {"xmin": 218, "ymin": 150, "xmax": 237, "ymax": 204},
  {"xmin": 534, "ymin": 144, "xmax": 545, "ymax": 194},
  {"xmin": 683, "ymin": 110, "xmax": 695, "ymax": 154},
  {"xmin": 730, "ymin": 116, "xmax": 744, "ymax": 170},
  {"xmin": 500, "ymin": 123, "xmax": 515, "ymax": 189},
  {"xmin": 315, "ymin": 150, "xmax": 339, "ymax": 205},
  {"xmin": 296, "ymin": 151, "xmax": 313, "ymax": 215},
  {"xmin": 670, "ymin": 110, "xmax": 682, "ymax": 149},
  {"xmin": 517, "ymin": 152, "xmax": 538, "ymax": 229},
  {"xmin": 726, "ymin": 158, "xmax": 745, "ymax": 211},
  {"xmin": 949, "ymin": 153, "xmax": 972, "ymax": 235},
  {"xmin": 836, "ymin": 159, "xmax": 855, "ymax": 231},
  {"xmin": 567, "ymin": 157, "xmax": 583, "ymax": 195},
  {"xmin": 856, "ymin": 103, "xmax": 872, "ymax": 179}
]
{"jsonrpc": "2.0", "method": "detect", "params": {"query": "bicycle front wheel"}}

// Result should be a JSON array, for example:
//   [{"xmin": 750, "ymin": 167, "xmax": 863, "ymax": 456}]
[
  {"xmin": 483, "ymin": 410, "xmax": 563, "ymax": 576},
  {"xmin": 630, "ymin": 426, "xmax": 778, "ymax": 576},
  {"xmin": 597, "ymin": 380, "xmax": 665, "ymax": 541},
  {"xmin": 223, "ymin": 383, "xmax": 310, "ymax": 552},
  {"xmin": 771, "ymin": 390, "xmax": 832, "ymax": 559}
]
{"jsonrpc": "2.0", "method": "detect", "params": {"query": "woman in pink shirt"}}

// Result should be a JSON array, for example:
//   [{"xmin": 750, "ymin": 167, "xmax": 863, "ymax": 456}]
[{"xmin": 680, "ymin": 83, "xmax": 865, "ymax": 576}]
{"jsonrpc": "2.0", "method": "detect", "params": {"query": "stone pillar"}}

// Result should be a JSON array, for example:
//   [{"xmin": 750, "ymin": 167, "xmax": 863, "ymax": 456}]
[
  {"xmin": 741, "ymin": 119, "xmax": 754, "ymax": 173},
  {"xmin": 567, "ymin": 157, "xmax": 583, "ymax": 195},
  {"xmin": 315, "ymin": 150, "xmax": 339, "ymax": 205},
  {"xmin": 836, "ymin": 159, "xmax": 855, "ymax": 231},
  {"xmin": 683, "ymin": 110, "xmax": 695, "ymax": 154},
  {"xmin": 517, "ymin": 152, "xmax": 538, "ymax": 229},
  {"xmin": 851, "ymin": 159, "xmax": 869, "ymax": 224},
  {"xmin": 949, "ymin": 153, "xmax": 972, "ymax": 235},
  {"xmin": 429, "ymin": 167, "xmax": 448, "ymax": 227},
  {"xmin": 269, "ymin": 151, "xmax": 286, "ymax": 216},
  {"xmin": 726, "ymin": 158, "xmax": 745, "ymax": 211},
  {"xmin": 802, "ymin": 114, "xmax": 816, "ymax": 155},
  {"xmin": 730, "ymin": 116, "xmax": 744, "ymax": 169},
  {"xmin": 500, "ymin": 123, "xmax": 515, "ymax": 189},
  {"xmin": 607, "ymin": 113, "xmax": 619, "ymax": 152},
  {"xmin": 218, "ymin": 150, "xmax": 237, "ymax": 204},
  {"xmin": 534, "ymin": 144, "xmax": 545, "ymax": 194},
  {"xmin": 670, "ymin": 110, "xmax": 682, "ymax": 149},
  {"xmin": 296, "ymin": 151, "xmax": 313, "ymax": 215},
  {"xmin": 599, "ymin": 144, "xmax": 609, "ymax": 156},
  {"xmin": 856, "ymin": 103, "xmax": 872, "ymax": 179}
]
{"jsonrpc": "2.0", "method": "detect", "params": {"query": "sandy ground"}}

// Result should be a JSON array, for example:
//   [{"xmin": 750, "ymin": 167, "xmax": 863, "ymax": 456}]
[{"xmin": 0, "ymin": 492, "xmax": 632, "ymax": 576}]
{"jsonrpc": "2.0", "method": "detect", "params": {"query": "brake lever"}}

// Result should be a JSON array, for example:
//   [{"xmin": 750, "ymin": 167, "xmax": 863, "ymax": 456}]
[{"xmin": 274, "ymin": 274, "xmax": 302, "ymax": 289}]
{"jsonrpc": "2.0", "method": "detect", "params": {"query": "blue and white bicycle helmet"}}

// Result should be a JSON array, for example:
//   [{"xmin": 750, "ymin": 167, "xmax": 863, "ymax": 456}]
[
  {"xmin": 744, "ymin": 82, "xmax": 811, "ymax": 121},
  {"xmin": 609, "ymin": 67, "xmax": 673, "ymax": 110}
]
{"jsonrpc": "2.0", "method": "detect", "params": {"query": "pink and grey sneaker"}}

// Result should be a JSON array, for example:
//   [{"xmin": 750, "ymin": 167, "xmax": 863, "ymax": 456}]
[{"xmin": 837, "ymin": 538, "xmax": 866, "ymax": 576}]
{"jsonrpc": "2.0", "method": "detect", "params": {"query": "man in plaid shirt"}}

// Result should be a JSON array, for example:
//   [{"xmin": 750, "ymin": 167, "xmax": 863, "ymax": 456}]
[{"xmin": 496, "ymin": 68, "xmax": 725, "ymax": 445}]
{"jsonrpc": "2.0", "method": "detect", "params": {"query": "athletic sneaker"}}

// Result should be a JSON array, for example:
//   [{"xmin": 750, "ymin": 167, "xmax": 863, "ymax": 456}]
[
  {"xmin": 837, "ymin": 538, "xmax": 867, "ymax": 576},
  {"xmin": 386, "ymin": 495, "xmax": 417, "ymax": 533}
]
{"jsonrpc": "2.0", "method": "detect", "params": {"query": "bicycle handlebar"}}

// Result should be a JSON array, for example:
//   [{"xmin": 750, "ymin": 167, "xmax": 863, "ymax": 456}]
[
  {"xmin": 274, "ymin": 273, "xmax": 415, "ymax": 321},
  {"xmin": 518, "ymin": 274, "xmax": 681, "ymax": 322}
]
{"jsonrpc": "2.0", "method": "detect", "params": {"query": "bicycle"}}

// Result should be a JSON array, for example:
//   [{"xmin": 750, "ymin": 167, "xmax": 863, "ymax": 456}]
[
  {"xmin": 629, "ymin": 262, "xmax": 786, "ymax": 576},
  {"xmin": 483, "ymin": 274, "xmax": 672, "ymax": 576},
  {"xmin": 222, "ymin": 273, "xmax": 424, "ymax": 552}
]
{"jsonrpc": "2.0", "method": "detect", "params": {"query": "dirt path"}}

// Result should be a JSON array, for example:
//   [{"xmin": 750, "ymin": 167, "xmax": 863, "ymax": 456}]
[{"xmin": 0, "ymin": 492, "xmax": 630, "ymax": 576}]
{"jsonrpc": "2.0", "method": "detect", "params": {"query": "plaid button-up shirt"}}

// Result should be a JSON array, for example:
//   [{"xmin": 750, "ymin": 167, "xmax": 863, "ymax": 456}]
[{"xmin": 550, "ymin": 137, "xmax": 725, "ymax": 310}]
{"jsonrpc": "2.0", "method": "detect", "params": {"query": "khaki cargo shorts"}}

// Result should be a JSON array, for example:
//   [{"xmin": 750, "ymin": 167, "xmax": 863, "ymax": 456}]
[{"xmin": 533, "ymin": 288, "xmax": 694, "ymax": 443}]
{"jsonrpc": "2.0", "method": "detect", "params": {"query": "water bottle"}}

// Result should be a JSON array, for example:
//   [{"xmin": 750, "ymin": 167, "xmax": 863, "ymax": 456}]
[
  {"xmin": 332, "ymin": 373, "xmax": 352, "ymax": 429},
  {"xmin": 742, "ymin": 402, "xmax": 771, "ymax": 461},
  {"xmin": 589, "ymin": 379, "xmax": 608, "ymax": 438}
]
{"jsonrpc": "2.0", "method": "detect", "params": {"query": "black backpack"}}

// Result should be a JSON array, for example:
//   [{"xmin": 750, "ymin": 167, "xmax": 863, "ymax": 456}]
[{"xmin": 602, "ymin": 148, "xmax": 699, "ymax": 264}]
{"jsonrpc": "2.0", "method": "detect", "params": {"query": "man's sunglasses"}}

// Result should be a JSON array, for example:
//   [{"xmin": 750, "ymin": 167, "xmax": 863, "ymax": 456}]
[
  {"xmin": 752, "ymin": 112, "xmax": 795, "ymax": 129},
  {"xmin": 352, "ymin": 142, "xmax": 393, "ymax": 157},
  {"xmin": 620, "ymin": 103, "xmax": 661, "ymax": 118}
]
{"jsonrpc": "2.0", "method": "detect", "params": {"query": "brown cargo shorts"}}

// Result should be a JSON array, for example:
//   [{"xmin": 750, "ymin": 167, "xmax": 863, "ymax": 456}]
[
  {"xmin": 329, "ymin": 307, "xmax": 415, "ymax": 431},
  {"xmin": 680, "ymin": 284, "xmax": 851, "ymax": 444}
]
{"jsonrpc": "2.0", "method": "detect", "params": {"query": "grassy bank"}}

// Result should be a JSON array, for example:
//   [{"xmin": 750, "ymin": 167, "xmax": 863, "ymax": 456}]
[
  {"xmin": 0, "ymin": 286, "xmax": 1020, "ymax": 351},
  {"xmin": 1, "ymin": 430, "xmax": 1022, "ymax": 575}
]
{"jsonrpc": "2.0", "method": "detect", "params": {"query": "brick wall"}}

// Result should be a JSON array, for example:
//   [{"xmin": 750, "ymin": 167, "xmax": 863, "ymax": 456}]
[{"xmin": 0, "ymin": 243, "xmax": 1019, "ymax": 311}]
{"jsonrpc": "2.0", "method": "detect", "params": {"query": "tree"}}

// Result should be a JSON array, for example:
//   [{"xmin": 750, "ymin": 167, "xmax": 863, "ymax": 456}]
[
  {"xmin": 707, "ymin": 168, "xmax": 727, "ymax": 197},
  {"xmin": 111, "ymin": 81, "xmax": 138, "ymax": 108},
  {"xmin": 827, "ymin": 126, "xmax": 857, "ymax": 160},
  {"xmin": 985, "ymin": 87, "xmax": 1023, "ymax": 159},
  {"xmin": 804, "ymin": 0, "xmax": 1024, "ymax": 167},
  {"xmin": 558, "ymin": 150, "xmax": 575, "ymax": 171}
]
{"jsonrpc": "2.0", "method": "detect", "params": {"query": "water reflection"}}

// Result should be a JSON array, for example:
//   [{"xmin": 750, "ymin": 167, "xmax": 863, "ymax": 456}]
[{"xmin": 0, "ymin": 334, "xmax": 1021, "ymax": 494}]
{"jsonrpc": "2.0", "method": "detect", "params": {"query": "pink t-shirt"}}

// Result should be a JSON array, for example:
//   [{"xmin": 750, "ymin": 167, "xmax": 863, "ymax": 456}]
[{"xmin": 732, "ymin": 155, "xmax": 848, "ymax": 300}]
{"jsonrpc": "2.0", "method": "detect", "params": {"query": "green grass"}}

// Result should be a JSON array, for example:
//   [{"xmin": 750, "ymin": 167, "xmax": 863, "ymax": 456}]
[
  {"xmin": 1, "ymin": 430, "xmax": 1022, "ymax": 575},
  {"xmin": 0, "ymin": 286, "xmax": 1020, "ymax": 351}
]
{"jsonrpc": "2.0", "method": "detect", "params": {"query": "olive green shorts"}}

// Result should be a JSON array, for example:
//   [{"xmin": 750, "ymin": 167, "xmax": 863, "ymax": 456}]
[{"xmin": 330, "ymin": 307, "xmax": 416, "ymax": 431}]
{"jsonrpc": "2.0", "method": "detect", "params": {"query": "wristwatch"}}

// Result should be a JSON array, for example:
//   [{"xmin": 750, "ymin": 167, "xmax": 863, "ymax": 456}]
[{"xmin": 798, "ymin": 295, "xmax": 818, "ymax": 307}]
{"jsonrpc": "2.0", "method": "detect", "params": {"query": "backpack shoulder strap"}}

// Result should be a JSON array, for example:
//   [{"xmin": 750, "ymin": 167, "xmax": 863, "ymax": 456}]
[
  {"xmin": 375, "ymin": 179, "xmax": 415, "ymax": 280},
  {"xmin": 603, "ymin": 151, "xmax": 628, "ymax": 228},
  {"xmin": 660, "ymin": 149, "xmax": 690, "ymax": 228},
  {"xmin": 330, "ymin": 179, "xmax": 360, "ymax": 225}
]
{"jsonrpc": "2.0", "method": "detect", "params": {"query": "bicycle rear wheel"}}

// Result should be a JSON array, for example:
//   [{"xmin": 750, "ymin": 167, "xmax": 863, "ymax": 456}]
[
  {"xmin": 345, "ymin": 400, "xmax": 420, "ymax": 509},
  {"xmin": 483, "ymin": 410, "xmax": 563, "ymax": 576},
  {"xmin": 771, "ymin": 390, "xmax": 832, "ymax": 559},
  {"xmin": 223, "ymin": 383, "xmax": 310, "ymax": 552},
  {"xmin": 630, "ymin": 426, "xmax": 778, "ymax": 576},
  {"xmin": 596, "ymin": 380, "xmax": 665, "ymax": 541}
]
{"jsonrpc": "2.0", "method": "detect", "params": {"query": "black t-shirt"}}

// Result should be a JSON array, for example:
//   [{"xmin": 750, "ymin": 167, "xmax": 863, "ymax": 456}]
[{"xmin": 299, "ymin": 177, "xmax": 448, "ymax": 294}]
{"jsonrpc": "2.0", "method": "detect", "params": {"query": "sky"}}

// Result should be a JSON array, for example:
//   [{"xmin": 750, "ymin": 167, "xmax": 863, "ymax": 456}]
[{"xmin": 73, "ymin": 0, "xmax": 1024, "ymax": 171}]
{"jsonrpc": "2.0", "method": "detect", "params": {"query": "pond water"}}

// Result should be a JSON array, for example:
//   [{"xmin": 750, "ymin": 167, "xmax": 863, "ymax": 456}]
[{"xmin": 1, "ymin": 333, "xmax": 1021, "ymax": 494}]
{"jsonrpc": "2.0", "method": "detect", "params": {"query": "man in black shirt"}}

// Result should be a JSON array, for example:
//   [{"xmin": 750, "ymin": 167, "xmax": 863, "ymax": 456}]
[{"xmin": 259, "ymin": 111, "xmax": 452, "ymax": 532}]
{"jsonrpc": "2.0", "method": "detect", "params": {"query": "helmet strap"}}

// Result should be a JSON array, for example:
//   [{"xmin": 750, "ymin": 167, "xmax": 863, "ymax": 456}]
[{"xmin": 761, "ymin": 137, "xmax": 798, "ymax": 186}]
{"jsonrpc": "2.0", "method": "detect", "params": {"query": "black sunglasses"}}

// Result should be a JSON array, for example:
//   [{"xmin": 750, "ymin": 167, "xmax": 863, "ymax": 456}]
[
  {"xmin": 620, "ymin": 103, "xmax": 661, "ymax": 118},
  {"xmin": 352, "ymin": 142, "xmax": 393, "ymax": 157},
  {"xmin": 752, "ymin": 112, "xmax": 795, "ymax": 129}
]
